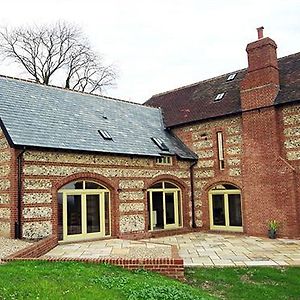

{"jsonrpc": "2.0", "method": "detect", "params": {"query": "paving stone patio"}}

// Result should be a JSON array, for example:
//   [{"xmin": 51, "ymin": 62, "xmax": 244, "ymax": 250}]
[
  {"xmin": 44, "ymin": 233, "xmax": 300, "ymax": 267},
  {"xmin": 143, "ymin": 233, "xmax": 300, "ymax": 266},
  {"xmin": 44, "ymin": 239, "xmax": 173, "ymax": 260}
]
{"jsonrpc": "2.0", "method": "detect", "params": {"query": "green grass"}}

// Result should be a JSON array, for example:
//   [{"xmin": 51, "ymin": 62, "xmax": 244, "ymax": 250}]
[
  {"xmin": 1, "ymin": 262, "xmax": 300, "ymax": 300},
  {"xmin": 0, "ymin": 261, "xmax": 213, "ymax": 300},
  {"xmin": 185, "ymin": 267, "xmax": 300, "ymax": 300}
]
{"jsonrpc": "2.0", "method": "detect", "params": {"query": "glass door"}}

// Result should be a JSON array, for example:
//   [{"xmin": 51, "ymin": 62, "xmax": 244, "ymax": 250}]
[
  {"xmin": 86, "ymin": 194, "xmax": 101, "ymax": 234},
  {"xmin": 228, "ymin": 194, "xmax": 242, "ymax": 227},
  {"xmin": 63, "ymin": 192, "xmax": 105, "ymax": 241},
  {"xmin": 211, "ymin": 194, "xmax": 226, "ymax": 226},
  {"xmin": 164, "ymin": 192, "xmax": 178, "ymax": 229},
  {"xmin": 67, "ymin": 194, "xmax": 82, "ymax": 236},
  {"xmin": 209, "ymin": 189, "xmax": 243, "ymax": 232}
]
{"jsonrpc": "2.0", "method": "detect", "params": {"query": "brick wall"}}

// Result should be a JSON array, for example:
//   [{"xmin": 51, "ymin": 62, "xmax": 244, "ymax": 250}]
[
  {"xmin": 241, "ymin": 106, "xmax": 299, "ymax": 237},
  {"xmin": 5, "ymin": 235, "xmax": 58, "ymax": 259},
  {"xmin": 3, "ymin": 235, "xmax": 184, "ymax": 280},
  {"xmin": 173, "ymin": 116, "xmax": 243, "ymax": 229},
  {"xmin": 281, "ymin": 104, "xmax": 300, "ymax": 235},
  {"xmin": 239, "ymin": 34, "xmax": 300, "ymax": 238},
  {"xmin": 282, "ymin": 104, "xmax": 300, "ymax": 163},
  {"xmin": 20, "ymin": 150, "xmax": 192, "ymax": 240},
  {"xmin": 0, "ymin": 129, "xmax": 13, "ymax": 237},
  {"xmin": 3, "ymin": 256, "xmax": 185, "ymax": 280}
]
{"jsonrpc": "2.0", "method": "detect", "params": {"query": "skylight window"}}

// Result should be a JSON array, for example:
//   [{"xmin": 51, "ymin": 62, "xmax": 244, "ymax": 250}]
[
  {"xmin": 227, "ymin": 73, "xmax": 237, "ymax": 81},
  {"xmin": 214, "ymin": 93, "xmax": 225, "ymax": 102},
  {"xmin": 151, "ymin": 137, "xmax": 169, "ymax": 151},
  {"xmin": 98, "ymin": 130, "xmax": 112, "ymax": 140}
]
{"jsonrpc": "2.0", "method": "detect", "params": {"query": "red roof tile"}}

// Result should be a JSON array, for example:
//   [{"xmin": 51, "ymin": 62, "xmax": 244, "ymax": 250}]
[{"xmin": 145, "ymin": 52, "xmax": 300, "ymax": 127}]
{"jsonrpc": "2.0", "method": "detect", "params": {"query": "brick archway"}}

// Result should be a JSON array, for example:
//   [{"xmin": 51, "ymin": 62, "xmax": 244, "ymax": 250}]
[
  {"xmin": 51, "ymin": 172, "xmax": 118, "ymax": 239},
  {"xmin": 145, "ymin": 175, "xmax": 190, "ymax": 231},
  {"xmin": 202, "ymin": 181, "xmax": 243, "ymax": 233}
]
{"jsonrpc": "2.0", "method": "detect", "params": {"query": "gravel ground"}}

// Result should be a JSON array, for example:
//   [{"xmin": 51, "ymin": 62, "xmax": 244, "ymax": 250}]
[{"xmin": 0, "ymin": 237, "xmax": 31, "ymax": 261}]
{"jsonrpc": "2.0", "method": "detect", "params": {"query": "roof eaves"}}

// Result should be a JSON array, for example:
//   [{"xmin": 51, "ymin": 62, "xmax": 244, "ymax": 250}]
[
  {"xmin": 0, "ymin": 118, "xmax": 15, "ymax": 148},
  {"xmin": 11, "ymin": 143, "xmax": 166, "ymax": 159},
  {"xmin": 166, "ymin": 110, "xmax": 242, "ymax": 129}
]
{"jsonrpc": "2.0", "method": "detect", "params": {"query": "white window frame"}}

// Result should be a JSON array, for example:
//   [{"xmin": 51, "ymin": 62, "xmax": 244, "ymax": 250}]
[
  {"xmin": 209, "ymin": 187, "xmax": 243, "ymax": 232},
  {"xmin": 147, "ymin": 182, "xmax": 183, "ymax": 231},
  {"xmin": 217, "ymin": 131, "xmax": 225, "ymax": 170},
  {"xmin": 156, "ymin": 156, "xmax": 172, "ymax": 165},
  {"xmin": 59, "ymin": 181, "xmax": 111, "ymax": 242}
]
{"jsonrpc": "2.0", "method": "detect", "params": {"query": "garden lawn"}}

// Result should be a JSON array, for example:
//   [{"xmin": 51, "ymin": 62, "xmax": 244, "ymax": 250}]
[
  {"xmin": 186, "ymin": 267, "xmax": 300, "ymax": 300},
  {"xmin": 0, "ymin": 261, "xmax": 213, "ymax": 300}
]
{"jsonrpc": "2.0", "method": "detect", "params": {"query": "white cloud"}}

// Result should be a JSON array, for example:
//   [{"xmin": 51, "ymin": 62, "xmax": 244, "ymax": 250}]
[{"xmin": 0, "ymin": 0, "xmax": 299, "ymax": 102}]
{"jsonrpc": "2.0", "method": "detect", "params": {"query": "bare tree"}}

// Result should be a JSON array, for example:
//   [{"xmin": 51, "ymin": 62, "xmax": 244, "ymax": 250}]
[{"xmin": 0, "ymin": 22, "xmax": 116, "ymax": 94}]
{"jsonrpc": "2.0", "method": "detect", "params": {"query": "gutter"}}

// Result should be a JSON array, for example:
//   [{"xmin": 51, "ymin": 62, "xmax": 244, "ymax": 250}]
[
  {"xmin": 190, "ymin": 159, "xmax": 197, "ymax": 228},
  {"xmin": 15, "ymin": 147, "xmax": 26, "ymax": 239}
]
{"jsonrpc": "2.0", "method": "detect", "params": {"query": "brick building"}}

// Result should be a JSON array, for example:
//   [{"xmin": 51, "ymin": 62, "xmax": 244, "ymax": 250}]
[
  {"xmin": 0, "ymin": 29, "xmax": 299, "ymax": 241},
  {"xmin": 146, "ymin": 28, "xmax": 300, "ymax": 238}
]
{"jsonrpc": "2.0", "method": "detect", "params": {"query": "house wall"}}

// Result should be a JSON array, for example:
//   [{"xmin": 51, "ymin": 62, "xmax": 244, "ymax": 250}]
[
  {"xmin": 173, "ymin": 107, "xmax": 300, "ymax": 238},
  {"xmin": 282, "ymin": 104, "xmax": 300, "ymax": 164},
  {"xmin": 173, "ymin": 116, "xmax": 243, "ymax": 229},
  {"xmin": 281, "ymin": 103, "xmax": 300, "ymax": 234},
  {"xmin": 0, "ymin": 129, "xmax": 13, "ymax": 237},
  {"xmin": 240, "ymin": 105, "xmax": 299, "ymax": 238},
  {"xmin": 21, "ymin": 150, "xmax": 192, "ymax": 240}
]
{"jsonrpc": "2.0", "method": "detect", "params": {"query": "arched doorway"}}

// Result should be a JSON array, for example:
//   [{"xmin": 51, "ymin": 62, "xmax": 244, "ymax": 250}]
[
  {"xmin": 147, "ymin": 181, "xmax": 182, "ymax": 231},
  {"xmin": 57, "ymin": 180, "xmax": 110, "ymax": 241},
  {"xmin": 209, "ymin": 184, "xmax": 243, "ymax": 232}
]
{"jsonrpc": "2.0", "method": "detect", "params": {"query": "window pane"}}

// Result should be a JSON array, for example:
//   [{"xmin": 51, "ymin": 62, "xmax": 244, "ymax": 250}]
[
  {"xmin": 228, "ymin": 194, "xmax": 242, "ymax": 226},
  {"xmin": 164, "ymin": 182, "xmax": 177, "ymax": 189},
  {"xmin": 57, "ymin": 193, "xmax": 63, "ymax": 241},
  {"xmin": 152, "ymin": 192, "xmax": 164, "ymax": 230},
  {"xmin": 151, "ymin": 182, "xmax": 163, "ymax": 189},
  {"xmin": 85, "ymin": 181, "xmax": 106, "ymax": 189},
  {"xmin": 223, "ymin": 184, "xmax": 239, "ymax": 190},
  {"xmin": 104, "ymin": 192, "xmax": 110, "ymax": 236},
  {"xmin": 212, "ymin": 195, "xmax": 225, "ymax": 226},
  {"xmin": 61, "ymin": 181, "xmax": 83, "ymax": 190},
  {"xmin": 86, "ymin": 195, "xmax": 100, "ymax": 233},
  {"xmin": 67, "ymin": 195, "xmax": 82, "ymax": 235},
  {"xmin": 177, "ymin": 191, "xmax": 182, "ymax": 227},
  {"xmin": 147, "ymin": 192, "xmax": 151, "ymax": 230},
  {"xmin": 165, "ymin": 193, "xmax": 175, "ymax": 225}
]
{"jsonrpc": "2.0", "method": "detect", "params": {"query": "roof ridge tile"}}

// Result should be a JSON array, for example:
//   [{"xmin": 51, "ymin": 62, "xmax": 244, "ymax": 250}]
[{"xmin": 0, "ymin": 74, "xmax": 157, "ymax": 110}]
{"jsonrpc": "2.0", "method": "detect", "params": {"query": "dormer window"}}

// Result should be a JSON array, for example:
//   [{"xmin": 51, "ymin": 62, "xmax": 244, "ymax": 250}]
[
  {"xmin": 214, "ymin": 93, "xmax": 225, "ymax": 102},
  {"xmin": 227, "ymin": 73, "xmax": 237, "ymax": 81},
  {"xmin": 98, "ymin": 130, "xmax": 112, "ymax": 140},
  {"xmin": 151, "ymin": 137, "xmax": 169, "ymax": 151}
]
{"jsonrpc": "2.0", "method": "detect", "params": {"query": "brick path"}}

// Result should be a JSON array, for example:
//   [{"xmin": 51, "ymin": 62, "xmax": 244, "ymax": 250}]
[{"xmin": 45, "ymin": 233, "xmax": 300, "ymax": 267}]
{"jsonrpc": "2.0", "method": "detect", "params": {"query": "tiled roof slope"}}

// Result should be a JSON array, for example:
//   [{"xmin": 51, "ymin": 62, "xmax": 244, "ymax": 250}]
[
  {"xmin": 0, "ymin": 76, "xmax": 196, "ymax": 160},
  {"xmin": 145, "ymin": 52, "xmax": 300, "ymax": 127}
]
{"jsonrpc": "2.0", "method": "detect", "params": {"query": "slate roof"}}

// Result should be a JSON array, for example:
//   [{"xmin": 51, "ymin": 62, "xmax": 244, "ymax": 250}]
[
  {"xmin": 0, "ymin": 76, "xmax": 196, "ymax": 160},
  {"xmin": 145, "ymin": 52, "xmax": 300, "ymax": 128}
]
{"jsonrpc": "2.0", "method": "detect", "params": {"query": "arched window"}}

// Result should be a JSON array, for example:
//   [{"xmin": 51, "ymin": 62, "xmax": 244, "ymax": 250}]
[
  {"xmin": 57, "ymin": 180, "xmax": 110, "ymax": 241},
  {"xmin": 209, "ymin": 184, "xmax": 243, "ymax": 232},
  {"xmin": 147, "ymin": 181, "xmax": 182, "ymax": 231}
]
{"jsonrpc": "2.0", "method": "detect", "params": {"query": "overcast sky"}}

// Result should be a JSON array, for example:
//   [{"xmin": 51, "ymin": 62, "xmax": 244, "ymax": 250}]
[{"xmin": 0, "ymin": 0, "xmax": 299, "ymax": 103}]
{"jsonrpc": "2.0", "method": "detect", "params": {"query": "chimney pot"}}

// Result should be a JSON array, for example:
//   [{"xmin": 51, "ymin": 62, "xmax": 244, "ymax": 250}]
[{"xmin": 257, "ymin": 26, "xmax": 264, "ymax": 39}]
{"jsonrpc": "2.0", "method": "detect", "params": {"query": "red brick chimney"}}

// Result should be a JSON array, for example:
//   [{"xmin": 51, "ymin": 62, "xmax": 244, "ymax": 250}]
[
  {"xmin": 240, "ymin": 28, "xmax": 299, "ymax": 238},
  {"xmin": 240, "ymin": 27, "xmax": 280, "ymax": 110}
]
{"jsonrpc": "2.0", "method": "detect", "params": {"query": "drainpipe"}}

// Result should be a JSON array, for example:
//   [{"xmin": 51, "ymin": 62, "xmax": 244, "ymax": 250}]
[
  {"xmin": 190, "ymin": 160, "xmax": 197, "ymax": 228},
  {"xmin": 15, "ymin": 147, "xmax": 26, "ymax": 239}
]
